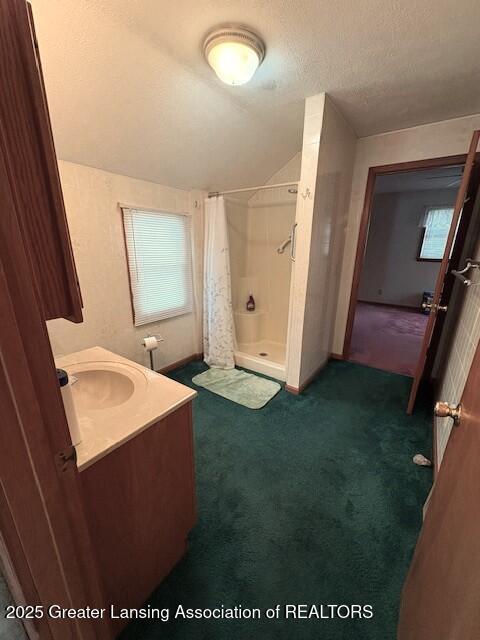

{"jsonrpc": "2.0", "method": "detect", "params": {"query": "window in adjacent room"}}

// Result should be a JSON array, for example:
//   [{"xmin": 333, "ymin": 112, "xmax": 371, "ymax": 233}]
[
  {"xmin": 418, "ymin": 206, "xmax": 455, "ymax": 261},
  {"xmin": 122, "ymin": 207, "xmax": 193, "ymax": 326}
]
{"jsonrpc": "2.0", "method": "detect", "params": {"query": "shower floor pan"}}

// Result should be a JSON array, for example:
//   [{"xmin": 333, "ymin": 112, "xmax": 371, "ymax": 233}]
[{"xmin": 235, "ymin": 340, "xmax": 286, "ymax": 382}]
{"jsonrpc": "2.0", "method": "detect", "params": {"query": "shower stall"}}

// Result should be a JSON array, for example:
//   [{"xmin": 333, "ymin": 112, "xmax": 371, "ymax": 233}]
[{"xmin": 220, "ymin": 182, "xmax": 297, "ymax": 381}]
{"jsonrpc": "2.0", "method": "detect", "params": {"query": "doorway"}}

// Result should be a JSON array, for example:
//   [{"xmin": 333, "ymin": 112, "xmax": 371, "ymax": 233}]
[
  {"xmin": 342, "ymin": 148, "xmax": 480, "ymax": 409},
  {"xmin": 347, "ymin": 165, "xmax": 462, "ymax": 376}
]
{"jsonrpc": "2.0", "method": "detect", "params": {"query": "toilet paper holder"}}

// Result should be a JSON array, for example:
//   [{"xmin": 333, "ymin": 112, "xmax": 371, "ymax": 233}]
[
  {"xmin": 143, "ymin": 334, "xmax": 163, "ymax": 344},
  {"xmin": 142, "ymin": 334, "xmax": 164, "ymax": 370}
]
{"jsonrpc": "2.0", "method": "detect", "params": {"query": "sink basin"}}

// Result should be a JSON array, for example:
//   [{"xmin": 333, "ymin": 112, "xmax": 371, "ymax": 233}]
[
  {"xmin": 55, "ymin": 347, "xmax": 197, "ymax": 471},
  {"xmin": 67, "ymin": 360, "xmax": 147, "ymax": 412},
  {"xmin": 72, "ymin": 369, "xmax": 134, "ymax": 411}
]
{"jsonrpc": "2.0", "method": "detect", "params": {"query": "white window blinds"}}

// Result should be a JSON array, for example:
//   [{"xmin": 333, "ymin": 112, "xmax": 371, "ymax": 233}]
[
  {"xmin": 122, "ymin": 207, "xmax": 193, "ymax": 326},
  {"xmin": 419, "ymin": 206, "xmax": 454, "ymax": 260}
]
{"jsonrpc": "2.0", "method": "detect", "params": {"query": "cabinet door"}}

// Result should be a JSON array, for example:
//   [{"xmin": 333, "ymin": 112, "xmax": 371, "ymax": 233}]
[
  {"xmin": 0, "ymin": 0, "xmax": 82, "ymax": 322},
  {"xmin": 80, "ymin": 402, "xmax": 197, "ymax": 630}
]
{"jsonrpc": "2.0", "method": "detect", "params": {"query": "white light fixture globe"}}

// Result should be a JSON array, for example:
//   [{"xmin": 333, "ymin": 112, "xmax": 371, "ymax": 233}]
[{"xmin": 204, "ymin": 26, "xmax": 265, "ymax": 86}]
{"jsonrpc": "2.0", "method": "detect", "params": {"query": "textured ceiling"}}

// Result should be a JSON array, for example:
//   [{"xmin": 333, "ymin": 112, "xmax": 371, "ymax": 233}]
[
  {"xmin": 375, "ymin": 166, "xmax": 464, "ymax": 193},
  {"xmin": 30, "ymin": 0, "xmax": 480, "ymax": 192}
]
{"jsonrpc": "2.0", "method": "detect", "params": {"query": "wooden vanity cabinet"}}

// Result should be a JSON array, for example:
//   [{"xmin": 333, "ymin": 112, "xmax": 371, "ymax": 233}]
[
  {"xmin": 0, "ymin": 0, "xmax": 83, "ymax": 322},
  {"xmin": 79, "ymin": 402, "xmax": 196, "ymax": 633}
]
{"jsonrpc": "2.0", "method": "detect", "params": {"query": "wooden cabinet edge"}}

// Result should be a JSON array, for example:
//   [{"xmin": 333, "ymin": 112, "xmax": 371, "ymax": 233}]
[{"xmin": 78, "ymin": 401, "xmax": 197, "ymax": 635}]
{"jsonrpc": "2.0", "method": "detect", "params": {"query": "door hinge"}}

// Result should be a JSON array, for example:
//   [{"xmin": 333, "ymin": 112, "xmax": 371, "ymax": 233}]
[{"xmin": 56, "ymin": 445, "xmax": 77, "ymax": 472}]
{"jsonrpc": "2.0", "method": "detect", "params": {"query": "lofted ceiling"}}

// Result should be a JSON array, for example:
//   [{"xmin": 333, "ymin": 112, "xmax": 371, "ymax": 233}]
[{"xmin": 29, "ymin": 0, "xmax": 480, "ymax": 192}]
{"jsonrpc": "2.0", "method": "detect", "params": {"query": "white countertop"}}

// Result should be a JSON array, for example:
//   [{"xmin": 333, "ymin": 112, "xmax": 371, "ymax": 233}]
[{"xmin": 56, "ymin": 346, "xmax": 197, "ymax": 471}]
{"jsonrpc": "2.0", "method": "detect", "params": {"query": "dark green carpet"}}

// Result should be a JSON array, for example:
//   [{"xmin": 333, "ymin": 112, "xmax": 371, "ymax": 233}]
[{"xmin": 119, "ymin": 361, "xmax": 432, "ymax": 640}]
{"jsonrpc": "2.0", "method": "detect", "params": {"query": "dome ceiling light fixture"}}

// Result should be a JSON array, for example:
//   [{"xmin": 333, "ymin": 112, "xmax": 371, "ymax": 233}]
[{"xmin": 203, "ymin": 26, "xmax": 265, "ymax": 86}]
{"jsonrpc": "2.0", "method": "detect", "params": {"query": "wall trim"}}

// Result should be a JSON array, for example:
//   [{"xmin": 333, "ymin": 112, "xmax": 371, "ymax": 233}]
[
  {"xmin": 330, "ymin": 352, "xmax": 344, "ymax": 360},
  {"xmin": 285, "ymin": 361, "xmax": 328, "ymax": 395},
  {"xmin": 285, "ymin": 384, "xmax": 300, "ymax": 395},
  {"xmin": 357, "ymin": 299, "xmax": 420, "ymax": 312},
  {"xmin": 158, "ymin": 353, "xmax": 203, "ymax": 374},
  {"xmin": 432, "ymin": 414, "xmax": 439, "ymax": 478}
]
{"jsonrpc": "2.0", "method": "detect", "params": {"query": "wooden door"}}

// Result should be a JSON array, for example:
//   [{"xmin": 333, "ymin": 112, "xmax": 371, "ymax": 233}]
[
  {"xmin": 0, "ymin": 140, "xmax": 109, "ymax": 640},
  {"xmin": 398, "ymin": 336, "xmax": 480, "ymax": 638},
  {"xmin": 0, "ymin": 0, "xmax": 83, "ymax": 322},
  {"xmin": 407, "ymin": 130, "xmax": 480, "ymax": 413},
  {"xmin": 0, "ymin": 1, "xmax": 109, "ymax": 638},
  {"xmin": 422, "ymin": 162, "xmax": 480, "ymax": 385}
]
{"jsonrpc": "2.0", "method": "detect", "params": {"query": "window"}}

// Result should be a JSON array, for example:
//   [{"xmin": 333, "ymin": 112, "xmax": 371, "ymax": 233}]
[
  {"xmin": 418, "ymin": 206, "xmax": 455, "ymax": 261},
  {"xmin": 122, "ymin": 207, "xmax": 193, "ymax": 326}
]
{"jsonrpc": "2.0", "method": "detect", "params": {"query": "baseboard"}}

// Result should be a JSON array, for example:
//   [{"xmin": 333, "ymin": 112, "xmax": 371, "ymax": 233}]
[
  {"xmin": 357, "ymin": 299, "xmax": 419, "ymax": 312},
  {"xmin": 422, "ymin": 486, "xmax": 434, "ymax": 520},
  {"xmin": 285, "ymin": 361, "xmax": 328, "ymax": 395},
  {"xmin": 330, "ymin": 352, "xmax": 343, "ymax": 361},
  {"xmin": 284, "ymin": 384, "xmax": 300, "ymax": 395},
  {"xmin": 431, "ymin": 375, "xmax": 441, "ymax": 479},
  {"xmin": 432, "ymin": 413, "xmax": 439, "ymax": 479},
  {"xmin": 158, "ymin": 353, "xmax": 203, "ymax": 374}
]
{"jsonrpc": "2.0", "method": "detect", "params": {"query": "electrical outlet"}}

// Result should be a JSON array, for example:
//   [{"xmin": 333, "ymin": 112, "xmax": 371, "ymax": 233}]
[{"xmin": 378, "ymin": 288, "xmax": 382, "ymax": 296}]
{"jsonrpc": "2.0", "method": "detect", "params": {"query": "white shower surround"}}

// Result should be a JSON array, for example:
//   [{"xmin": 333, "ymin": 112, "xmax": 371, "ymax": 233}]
[
  {"xmin": 226, "ymin": 157, "xmax": 300, "ymax": 381},
  {"xmin": 286, "ymin": 94, "xmax": 357, "ymax": 390}
]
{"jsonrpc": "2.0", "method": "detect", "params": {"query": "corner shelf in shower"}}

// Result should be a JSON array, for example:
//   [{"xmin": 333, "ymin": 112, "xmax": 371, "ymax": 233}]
[{"xmin": 234, "ymin": 309, "xmax": 267, "ymax": 317}]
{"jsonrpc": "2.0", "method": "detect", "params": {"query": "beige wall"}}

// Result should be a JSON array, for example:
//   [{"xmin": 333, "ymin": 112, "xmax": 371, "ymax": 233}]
[
  {"xmin": 333, "ymin": 113, "xmax": 480, "ymax": 355},
  {"xmin": 47, "ymin": 161, "xmax": 205, "ymax": 370},
  {"xmin": 359, "ymin": 189, "xmax": 457, "ymax": 307},
  {"xmin": 287, "ymin": 94, "xmax": 357, "ymax": 388}
]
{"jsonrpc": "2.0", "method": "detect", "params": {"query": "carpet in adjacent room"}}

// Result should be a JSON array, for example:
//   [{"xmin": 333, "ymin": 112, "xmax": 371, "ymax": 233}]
[
  {"xmin": 349, "ymin": 302, "xmax": 429, "ymax": 376},
  {"xmin": 119, "ymin": 360, "xmax": 432, "ymax": 640}
]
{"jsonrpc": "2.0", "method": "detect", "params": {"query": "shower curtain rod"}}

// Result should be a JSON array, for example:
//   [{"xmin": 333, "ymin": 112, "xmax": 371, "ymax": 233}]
[{"xmin": 208, "ymin": 181, "xmax": 299, "ymax": 198}]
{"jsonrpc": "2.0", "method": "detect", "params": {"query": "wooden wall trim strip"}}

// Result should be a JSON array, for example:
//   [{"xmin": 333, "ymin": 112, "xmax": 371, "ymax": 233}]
[
  {"xmin": 285, "ymin": 384, "xmax": 300, "ymax": 395},
  {"xmin": 285, "ymin": 361, "xmax": 328, "ymax": 395},
  {"xmin": 357, "ymin": 300, "xmax": 419, "ymax": 312},
  {"xmin": 158, "ymin": 353, "xmax": 203, "ymax": 375},
  {"xmin": 330, "ymin": 352, "xmax": 344, "ymax": 361}
]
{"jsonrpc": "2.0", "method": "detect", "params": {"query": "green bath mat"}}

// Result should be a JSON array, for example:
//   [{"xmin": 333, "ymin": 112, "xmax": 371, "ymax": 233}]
[{"xmin": 192, "ymin": 368, "xmax": 281, "ymax": 409}]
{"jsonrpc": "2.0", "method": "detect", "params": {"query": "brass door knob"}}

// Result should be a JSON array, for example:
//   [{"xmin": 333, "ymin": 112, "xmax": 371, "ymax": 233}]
[
  {"xmin": 434, "ymin": 401, "xmax": 462, "ymax": 425},
  {"xmin": 422, "ymin": 302, "xmax": 448, "ymax": 312}
]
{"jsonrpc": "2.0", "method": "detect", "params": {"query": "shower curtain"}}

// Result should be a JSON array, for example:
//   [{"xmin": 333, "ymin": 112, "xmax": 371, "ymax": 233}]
[{"xmin": 203, "ymin": 196, "xmax": 236, "ymax": 369}]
